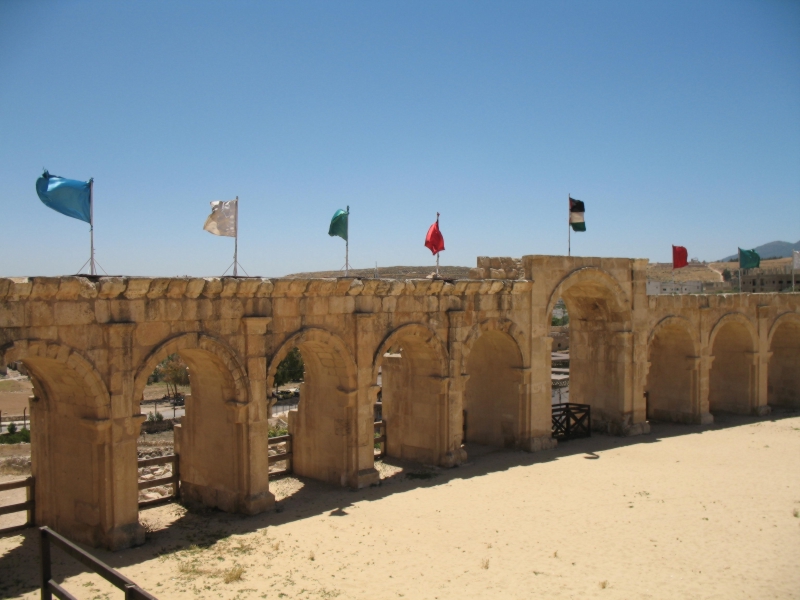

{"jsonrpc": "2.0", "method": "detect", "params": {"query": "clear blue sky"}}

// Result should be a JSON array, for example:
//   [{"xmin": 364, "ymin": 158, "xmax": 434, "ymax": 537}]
[{"xmin": 1, "ymin": 0, "xmax": 798, "ymax": 277}]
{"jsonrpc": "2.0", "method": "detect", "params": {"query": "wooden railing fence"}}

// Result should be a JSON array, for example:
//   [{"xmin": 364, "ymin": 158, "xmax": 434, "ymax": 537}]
[
  {"xmin": 0, "ymin": 476, "xmax": 34, "ymax": 533},
  {"xmin": 268, "ymin": 434, "xmax": 292, "ymax": 479},
  {"xmin": 40, "ymin": 526, "xmax": 158, "ymax": 600},
  {"xmin": 374, "ymin": 421, "xmax": 386, "ymax": 459},
  {"xmin": 551, "ymin": 403, "xmax": 591, "ymax": 441},
  {"xmin": 137, "ymin": 454, "xmax": 179, "ymax": 508}
]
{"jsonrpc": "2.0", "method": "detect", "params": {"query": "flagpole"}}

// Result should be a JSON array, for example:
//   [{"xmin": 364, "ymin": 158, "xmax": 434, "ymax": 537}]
[
  {"xmin": 89, "ymin": 178, "xmax": 96, "ymax": 276},
  {"xmin": 568, "ymin": 195, "xmax": 571, "ymax": 257},
  {"xmin": 233, "ymin": 196, "xmax": 239, "ymax": 277},
  {"xmin": 345, "ymin": 205, "xmax": 350, "ymax": 277},
  {"xmin": 738, "ymin": 249, "xmax": 741, "ymax": 294}
]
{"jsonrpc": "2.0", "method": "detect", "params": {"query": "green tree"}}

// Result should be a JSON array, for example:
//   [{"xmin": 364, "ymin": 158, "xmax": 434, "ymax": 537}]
[
  {"xmin": 722, "ymin": 269, "xmax": 732, "ymax": 282},
  {"xmin": 159, "ymin": 353, "xmax": 189, "ymax": 398},
  {"xmin": 275, "ymin": 347, "xmax": 304, "ymax": 388}
]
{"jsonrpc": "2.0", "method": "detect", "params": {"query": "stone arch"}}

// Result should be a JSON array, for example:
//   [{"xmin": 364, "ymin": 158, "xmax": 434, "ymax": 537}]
[
  {"xmin": 267, "ymin": 327, "xmax": 358, "ymax": 487},
  {"xmin": 461, "ymin": 317, "xmax": 527, "ymax": 374},
  {"xmin": 545, "ymin": 267, "xmax": 631, "ymax": 327},
  {"xmin": 372, "ymin": 323, "xmax": 449, "ymax": 464},
  {"xmin": 767, "ymin": 312, "xmax": 800, "ymax": 408},
  {"xmin": 133, "ymin": 333, "xmax": 254, "ymax": 513},
  {"xmin": 133, "ymin": 333, "xmax": 248, "ymax": 407},
  {"xmin": 3, "ymin": 340, "xmax": 110, "ymax": 418},
  {"xmin": 708, "ymin": 313, "xmax": 758, "ymax": 415},
  {"xmin": 1, "ymin": 340, "xmax": 119, "ymax": 546},
  {"xmin": 646, "ymin": 316, "xmax": 700, "ymax": 423},
  {"xmin": 545, "ymin": 267, "xmax": 633, "ymax": 430},
  {"xmin": 462, "ymin": 319, "xmax": 526, "ymax": 448}
]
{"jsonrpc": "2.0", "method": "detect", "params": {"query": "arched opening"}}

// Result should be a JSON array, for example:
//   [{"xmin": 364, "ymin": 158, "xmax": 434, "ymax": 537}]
[
  {"xmin": 549, "ymin": 298, "xmax": 570, "ymax": 406},
  {"xmin": 768, "ymin": 317, "xmax": 800, "ymax": 409},
  {"xmin": 646, "ymin": 319, "xmax": 698, "ymax": 423},
  {"xmin": 134, "ymin": 335, "xmax": 253, "ymax": 513},
  {"xmin": 268, "ymin": 329, "xmax": 357, "ymax": 487},
  {"xmin": 373, "ymin": 325, "xmax": 448, "ymax": 464},
  {"xmin": 547, "ymin": 269, "xmax": 632, "ymax": 432},
  {"xmin": 3, "ymin": 342, "xmax": 122, "ymax": 548},
  {"xmin": 709, "ymin": 319, "xmax": 756, "ymax": 415},
  {"xmin": 136, "ymin": 354, "xmax": 189, "ymax": 506},
  {"xmin": 463, "ymin": 329, "xmax": 523, "ymax": 448}
]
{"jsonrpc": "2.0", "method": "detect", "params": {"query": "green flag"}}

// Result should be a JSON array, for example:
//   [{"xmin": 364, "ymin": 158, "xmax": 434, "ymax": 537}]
[
  {"xmin": 328, "ymin": 206, "xmax": 349, "ymax": 241},
  {"xmin": 738, "ymin": 248, "xmax": 760, "ymax": 270}
]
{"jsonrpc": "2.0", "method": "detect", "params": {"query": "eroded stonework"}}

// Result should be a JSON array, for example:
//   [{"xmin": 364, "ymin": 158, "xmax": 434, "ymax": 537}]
[{"xmin": 1, "ymin": 254, "xmax": 797, "ymax": 549}]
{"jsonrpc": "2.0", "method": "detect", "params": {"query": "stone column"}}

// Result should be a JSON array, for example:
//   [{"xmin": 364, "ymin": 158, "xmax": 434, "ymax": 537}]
[
  {"xmin": 523, "ymin": 336, "xmax": 558, "ymax": 451},
  {"xmin": 241, "ymin": 317, "xmax": 275, "ymax": 513},
  {"xmin": 444, "ymin": 310, "xmax": 468, "ymax": 466},
  {"xmin": 105, "ymin": 322, "xmax": 145, "ymax": 550},
  {"xmin": 688, "ymin": 356, "xmax": 713, "ymax": 424},
  {"xmin": 754, "ymin": 306, "xmax": 773, "ymax": 416},
  {"xmin": 353, "ymin": 313, "xmax": 380, "ymax": 488}
]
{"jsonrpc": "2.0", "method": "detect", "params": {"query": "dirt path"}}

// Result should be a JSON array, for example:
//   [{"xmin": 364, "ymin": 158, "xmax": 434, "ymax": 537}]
[{"xmin": 1, "ymin": 414, "xmax": 799, "ymax": 599}]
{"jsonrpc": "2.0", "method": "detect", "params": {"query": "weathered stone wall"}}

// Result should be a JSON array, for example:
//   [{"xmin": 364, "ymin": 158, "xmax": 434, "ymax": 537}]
[{"xmin": 0, "ymin": 255, "xmax": 797, "ymax": 550}]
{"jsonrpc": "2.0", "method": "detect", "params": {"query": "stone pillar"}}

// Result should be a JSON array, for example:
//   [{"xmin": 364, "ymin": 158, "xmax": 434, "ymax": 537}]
[
  {"xmin": 522, "ymin": 336, "xmax": 557, "ymax": 451},
  {"xmin": 444, "ymin": 310, "xmax": 468, "ymax": 466},
  {"xmin": 241, "ymin": 317, "xmax": 275, "ymax": 512},
  {"xmin": 353, "ymin": 313, "xmax": 380, "ymax": 488},
  {"xmin": 754, "ymin": 306, "xmax": 773, "ymax": 416},
  {"xmin": 104, "ymin": 323, "xmax": 146, "ymax": 549},
  {"xmin": 688, "ymin": 356, "xmax": 713, "ymax": 424}
]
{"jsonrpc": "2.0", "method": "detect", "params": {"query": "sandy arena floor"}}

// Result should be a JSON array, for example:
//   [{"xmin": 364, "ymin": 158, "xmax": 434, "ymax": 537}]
[{"xmin": 1, "ymin": 413, "xmax": 799, "ymax": 599}]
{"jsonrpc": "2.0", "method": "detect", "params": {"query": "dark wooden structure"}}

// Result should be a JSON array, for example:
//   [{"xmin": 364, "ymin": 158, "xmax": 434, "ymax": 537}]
[{"xmin": 551, "ymin": 403, "xmax": 591, "ymax": 441}]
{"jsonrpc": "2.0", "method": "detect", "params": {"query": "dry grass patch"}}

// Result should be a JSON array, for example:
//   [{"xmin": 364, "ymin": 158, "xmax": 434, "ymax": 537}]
[{"xmin": 223, "ymin": 565, "xmax": 245, "ymax": 584}]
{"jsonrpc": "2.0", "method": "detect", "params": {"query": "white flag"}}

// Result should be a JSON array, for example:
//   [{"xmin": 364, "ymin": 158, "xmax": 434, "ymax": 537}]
[
  {"xmin": 793, "ymin": 250, "xmax": 800, "ymax": 270},
  {"xmin": 203, "ymin": 200, "xmax": 237, "ymax": 237}
]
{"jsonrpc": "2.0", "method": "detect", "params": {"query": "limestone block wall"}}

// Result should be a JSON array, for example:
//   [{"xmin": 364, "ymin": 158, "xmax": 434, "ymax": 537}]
[{"xmin": 0, "ymin": 259, "xmax": 797, "ymax": 550}]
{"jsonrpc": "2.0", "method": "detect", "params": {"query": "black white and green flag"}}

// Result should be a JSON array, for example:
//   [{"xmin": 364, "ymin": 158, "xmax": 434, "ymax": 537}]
[{"xmin": 569, "ymin": 197, "xmax": 586, "ymax": 232}]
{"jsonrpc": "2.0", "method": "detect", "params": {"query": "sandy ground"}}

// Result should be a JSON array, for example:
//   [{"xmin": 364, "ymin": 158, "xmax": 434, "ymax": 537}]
[{"xmin": 1, "ymin": 413, "xmax": 799, "ymax": 599}]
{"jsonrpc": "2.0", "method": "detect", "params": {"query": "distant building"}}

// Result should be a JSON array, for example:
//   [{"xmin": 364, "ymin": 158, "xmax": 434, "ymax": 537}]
[
  {"xmin": 735, "ymin": 267, "xmax": 796, "ymax": 293},
  {"xmin": 646, "ymin": 280, "xmax": 704, "ymax": 295}
]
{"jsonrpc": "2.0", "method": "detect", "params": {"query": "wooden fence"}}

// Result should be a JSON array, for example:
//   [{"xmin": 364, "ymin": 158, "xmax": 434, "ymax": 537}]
[
  {"xmin": 137, "ymin": 454, "xmax": 179, "ymax": 508},
  {"xmin": 268, "ymin": 434, "xmax": 292, "ymax": 479},
  {"xmin": 551, "ymin": 403, "xmax": 591, "ymax": 441},
  {"xmin": 0, "ymin": 476, "xmax": 34, "ymax": 533},
  {"xmin": 40, "ymin": 526, "xmax": 158, "ymax": 600},
  {"xmin": 374, "ymin": 421, "xmax": 386, "ymax": 459}
]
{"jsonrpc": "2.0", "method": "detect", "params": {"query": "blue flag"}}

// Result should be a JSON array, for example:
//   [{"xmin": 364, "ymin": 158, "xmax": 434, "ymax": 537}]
[{"xmin": 35, "ymin": 171, "xmax": 92, "ymax": 223}]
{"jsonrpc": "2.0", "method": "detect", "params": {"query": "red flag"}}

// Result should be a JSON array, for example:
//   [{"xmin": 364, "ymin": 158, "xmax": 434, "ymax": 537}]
[
  {"xmin": 425, "ymin": 213, "xmax": 445, "ymax": 255},
  {"xmin": 672, "ymin": 245, "xmax": 688, "ymax": 269}
]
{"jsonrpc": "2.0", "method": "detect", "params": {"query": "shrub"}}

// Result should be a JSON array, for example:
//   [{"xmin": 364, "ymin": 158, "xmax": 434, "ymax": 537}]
[
  {"xmin": 0, "ymin": 427, "xmax": 30, "ymax": 444},
  {"xmin": 7, "ymin": 422, "xmax": 17, "ymax": 435}
]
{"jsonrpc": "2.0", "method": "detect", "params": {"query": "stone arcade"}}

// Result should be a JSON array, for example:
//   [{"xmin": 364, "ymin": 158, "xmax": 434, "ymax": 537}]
[{"xmin": 1, "ymin": 255, "xmax": 798, "ymax": 549}]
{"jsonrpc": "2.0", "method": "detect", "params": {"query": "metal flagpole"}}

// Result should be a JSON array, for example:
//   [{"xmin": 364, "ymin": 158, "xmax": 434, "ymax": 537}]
[
  {"xmin": 738, "ymin": 249, "xmax": 741, "ymax": 294},
  {"xmin": 345, "ymin": 205, "xmax": 350, "ymax": 277},
  {"xmin": 233, "ymin": 197, "xmax": 239, "ymax": 277},
  {"xmin": 568, "ymin": 195, "xmax": 571, "ymax": 257},
  {"xmin": 89, "ymin": 178, "xmax": 96, "ymax": 275}
]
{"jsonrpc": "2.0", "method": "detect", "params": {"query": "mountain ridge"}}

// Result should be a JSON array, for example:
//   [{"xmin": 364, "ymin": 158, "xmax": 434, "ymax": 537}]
[{"xmin": 721, "ymin": 240, "xmax": 800, "ymax": 262}]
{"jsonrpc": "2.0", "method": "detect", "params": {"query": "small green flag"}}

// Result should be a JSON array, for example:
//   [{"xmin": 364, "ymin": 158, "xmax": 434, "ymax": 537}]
[
  {"xmin": 328, "ymin": 206, "xmax": 349, "ymax": 242},
  {"xmin": 738, "ymin": 248, "xmax": 760, "ymax": 270}
]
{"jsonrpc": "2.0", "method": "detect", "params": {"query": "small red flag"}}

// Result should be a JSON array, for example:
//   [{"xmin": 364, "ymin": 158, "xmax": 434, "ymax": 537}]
[
  {"xmin": 425, "ymin": 213, "xmax": 445, "ymax": 255},
  {"xmin": 672, "ymin": 245, "xmax": 688, "ymax": 269}
]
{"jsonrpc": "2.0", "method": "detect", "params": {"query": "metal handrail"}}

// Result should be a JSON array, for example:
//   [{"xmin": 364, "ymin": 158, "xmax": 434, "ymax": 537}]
[{"xmin": 40, "ymin": 526, "xmax": 158, "ymax": 600}]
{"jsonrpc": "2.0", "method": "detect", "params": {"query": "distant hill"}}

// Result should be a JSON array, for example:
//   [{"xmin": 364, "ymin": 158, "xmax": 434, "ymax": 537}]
[
  {"xmin": 721, "ymin": 240, "xmax": 800, "ymax": 261},
  {"xmin": 284, "ymin": 265, "xmax": 472, "ymax": 279}
]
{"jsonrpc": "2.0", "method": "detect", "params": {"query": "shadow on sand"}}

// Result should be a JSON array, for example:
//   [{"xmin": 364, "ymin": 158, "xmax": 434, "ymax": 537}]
[{"xmin": 1, "ymin": 407, "xmax": 797, "ymax": 598}]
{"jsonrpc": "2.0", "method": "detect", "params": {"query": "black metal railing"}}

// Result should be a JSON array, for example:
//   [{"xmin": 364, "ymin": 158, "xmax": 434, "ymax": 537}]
[
  {"xmin": 552, "ymin": 403, "xmax": 591, "ymax": 440},
  {"xmin": 40, "ymin": 526, "xmax": 158, "ymax": 600}
]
